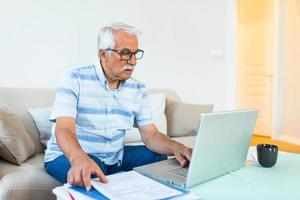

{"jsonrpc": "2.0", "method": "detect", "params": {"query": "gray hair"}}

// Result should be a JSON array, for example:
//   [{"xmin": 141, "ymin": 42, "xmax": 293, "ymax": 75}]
[{"xmin": 97, "ymin": 22, "xmax": 142, "ymax": 53}]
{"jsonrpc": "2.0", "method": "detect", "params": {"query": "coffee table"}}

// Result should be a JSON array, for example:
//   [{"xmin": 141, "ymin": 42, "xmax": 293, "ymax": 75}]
[
  {"xmin": 190, "ymin": 150, "xmax": 300, "ymax": 200},
  {"xmin": 54, "ymin": 148, "xmax": 300, "ymax": 200}
]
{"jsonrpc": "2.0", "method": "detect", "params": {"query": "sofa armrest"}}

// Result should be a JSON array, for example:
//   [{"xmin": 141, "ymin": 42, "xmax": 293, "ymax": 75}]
[{"xmin": 166, "ymin": 100, "xmax": 213, "ymax": 137}]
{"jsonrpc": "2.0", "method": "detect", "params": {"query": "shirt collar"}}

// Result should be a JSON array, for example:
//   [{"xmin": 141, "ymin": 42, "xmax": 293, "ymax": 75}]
[{"xmin": 94, "ymin": 57, "xmax": 108, "ymax": 87}]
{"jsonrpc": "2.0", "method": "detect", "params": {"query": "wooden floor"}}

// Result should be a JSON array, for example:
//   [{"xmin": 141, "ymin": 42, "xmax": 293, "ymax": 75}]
[{"xmin": 251, "ymin": 135, "xmax": 300, "ymax": 154}]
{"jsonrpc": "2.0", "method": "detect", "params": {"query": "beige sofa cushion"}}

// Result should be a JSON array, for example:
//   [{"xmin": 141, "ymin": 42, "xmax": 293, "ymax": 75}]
[
  {"xmin": 0, "ymin": 167, "xmax": 61, "ymax": 200},
  {"xmin": 28, "ymin": 107, "xmax": 52, "ymax": 147},
  {"xmin": 0, "ymin": 87, "xmax": 56, "ymax": 154},
  {"xmin": 0, "ymin": 108, "xmax": 35, "ymax": 165},
  {"xmin": 0, "ymin": 153, "xmax": 44, "ymax": 178},
  {"xmin": 166, "ymin": 100, "xmax": 213, "ymax": 137}
]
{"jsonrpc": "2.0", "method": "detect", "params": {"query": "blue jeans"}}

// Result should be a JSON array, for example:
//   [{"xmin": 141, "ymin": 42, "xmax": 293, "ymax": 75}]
[{"xmin": 44, "ymin": 145, "xmax": 167, "ymax": 183}]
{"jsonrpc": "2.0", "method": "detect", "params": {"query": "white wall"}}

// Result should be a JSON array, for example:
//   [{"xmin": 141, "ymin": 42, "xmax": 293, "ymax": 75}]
[{"xmin": 0, "ymin": 0, "xmax": 236, "ymax": 110}]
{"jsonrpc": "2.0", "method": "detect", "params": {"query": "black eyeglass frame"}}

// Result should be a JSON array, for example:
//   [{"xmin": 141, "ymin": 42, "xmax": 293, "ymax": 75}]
[{"xmin": 105, "ymin": 48, "xmax": 144, "ymax": 60}]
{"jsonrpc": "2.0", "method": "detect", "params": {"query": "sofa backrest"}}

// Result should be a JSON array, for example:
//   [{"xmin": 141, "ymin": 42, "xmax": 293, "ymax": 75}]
[
  {"xmin": 0, "ymin": 87, "xmax": 180, "ymax": 153},
  {"xmin": 0, "ymin": 88, "xmax": 55, "ymax": 153}
]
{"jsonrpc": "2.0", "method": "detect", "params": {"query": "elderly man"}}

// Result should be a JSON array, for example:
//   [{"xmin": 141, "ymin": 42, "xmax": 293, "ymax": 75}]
[{"xmin": 44, "ymin": 22, "xmax": 192, "ymax": 191}]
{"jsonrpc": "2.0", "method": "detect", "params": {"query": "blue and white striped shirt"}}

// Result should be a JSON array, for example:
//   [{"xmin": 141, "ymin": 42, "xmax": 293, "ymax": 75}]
[{"xmin": 44, "ymin": 59, "xmax": 153, "ymax": 165}]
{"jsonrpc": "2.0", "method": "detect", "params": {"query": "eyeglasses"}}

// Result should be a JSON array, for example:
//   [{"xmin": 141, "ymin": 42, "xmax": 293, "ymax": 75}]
[{"xmin": 105, "ymin": 48, "xmax": 144, "ymax": 60}]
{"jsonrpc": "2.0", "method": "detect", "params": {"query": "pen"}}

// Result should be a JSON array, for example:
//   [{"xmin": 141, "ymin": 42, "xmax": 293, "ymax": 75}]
[{"xmin": 68, "ymin": 191, "xmax": 75, "ymax": 200}]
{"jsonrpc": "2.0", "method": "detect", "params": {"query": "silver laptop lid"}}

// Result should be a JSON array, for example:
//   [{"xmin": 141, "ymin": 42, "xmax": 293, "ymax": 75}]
[{"xmin": 186, "ymin": 109, "xmax": 258, "ymax": 187}]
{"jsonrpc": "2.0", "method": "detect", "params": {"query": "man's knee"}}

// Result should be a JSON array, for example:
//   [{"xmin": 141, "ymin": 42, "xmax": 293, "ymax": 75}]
[{"xmin": 44, "ymin": 156, "xmax": 70, "ymax": 183}]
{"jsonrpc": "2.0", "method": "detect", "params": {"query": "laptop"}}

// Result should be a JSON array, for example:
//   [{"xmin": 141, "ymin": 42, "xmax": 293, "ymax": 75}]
[{"xmin": 134, "ymin": 109, "xmax": 258, "ymax": 188}]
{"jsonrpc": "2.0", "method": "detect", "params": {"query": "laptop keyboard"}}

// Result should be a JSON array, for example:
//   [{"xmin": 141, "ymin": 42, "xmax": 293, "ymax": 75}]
[{"xmin": 169, "ymin": 168, "xmax": 188, "ymax": 178}]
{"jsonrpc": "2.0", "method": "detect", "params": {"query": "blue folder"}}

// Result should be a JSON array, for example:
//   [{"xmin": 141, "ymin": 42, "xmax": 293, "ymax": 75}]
[{"xmin": 69, "ymin": 186, "xmax": 109, "ymax": 200}]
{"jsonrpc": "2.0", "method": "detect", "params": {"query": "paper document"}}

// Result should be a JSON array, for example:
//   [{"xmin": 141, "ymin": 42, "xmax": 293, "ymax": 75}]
[
  {"xmin": 247, "ymin": 146, "xmax": 258, "ymax": 161},
  {"xmin": 91, "ymin": 171, "xmax": 183, "ymax": 200}
]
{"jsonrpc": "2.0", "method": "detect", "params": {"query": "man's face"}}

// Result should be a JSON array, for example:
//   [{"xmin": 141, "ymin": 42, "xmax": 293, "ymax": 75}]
[{"xmin": 100, "ymin": 30, "xmax": 139, "ymax": 82}]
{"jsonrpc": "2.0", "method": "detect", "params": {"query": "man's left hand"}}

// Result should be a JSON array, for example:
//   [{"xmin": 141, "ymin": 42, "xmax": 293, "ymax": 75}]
[{"xmin": 173, "ymin": 144, "xmax": 192, "ymax": 167}]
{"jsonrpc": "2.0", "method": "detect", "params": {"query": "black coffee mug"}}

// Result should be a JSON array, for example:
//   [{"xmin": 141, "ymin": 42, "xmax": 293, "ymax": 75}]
[{"xmin": 257, "ymin": 144, "xmax": 278, "ymax": 167}]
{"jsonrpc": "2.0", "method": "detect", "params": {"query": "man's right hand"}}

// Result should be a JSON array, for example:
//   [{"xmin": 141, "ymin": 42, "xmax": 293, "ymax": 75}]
[
  {"xmin": 68, "ymin": 150, "xmax": 108, "ymax": 191},
  {"xmin": 55, "ymin": 117, "xmax": 108, "ymax": 190}
]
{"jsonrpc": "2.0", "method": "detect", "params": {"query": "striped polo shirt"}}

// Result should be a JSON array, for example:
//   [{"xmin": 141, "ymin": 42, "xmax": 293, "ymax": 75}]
[{"xmin": 44, "ymin": 59, "xmax": 153, "ymax": 165}]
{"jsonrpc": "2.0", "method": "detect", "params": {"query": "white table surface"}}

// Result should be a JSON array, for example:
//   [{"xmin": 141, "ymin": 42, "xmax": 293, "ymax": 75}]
[
  {"xmin": 54, "ymin": 148, "xmax": 300, "ymax": 200},
  {"xmin": 190, "ymin": 151, "xmax": 300, "ymax": 200}
]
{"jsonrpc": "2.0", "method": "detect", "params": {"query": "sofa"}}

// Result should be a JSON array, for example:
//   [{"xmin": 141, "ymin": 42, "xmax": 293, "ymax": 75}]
[{"xmin": 0, "ymin": 87, "xmax": 213, "ymax": 200}]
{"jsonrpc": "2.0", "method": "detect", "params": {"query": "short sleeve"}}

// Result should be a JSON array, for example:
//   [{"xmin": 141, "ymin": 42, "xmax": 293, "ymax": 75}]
[
  {"xmin": 134, "ymin": 87, "xmax": 153, "ymax": 127},
  {"xmin": 50, "ymin": 69, "xmax": 79, "ymax": 122}
]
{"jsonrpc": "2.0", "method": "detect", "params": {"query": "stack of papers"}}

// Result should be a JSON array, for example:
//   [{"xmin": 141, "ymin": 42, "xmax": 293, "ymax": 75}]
[{"xmin": 66, "ymin": 171, "xmax": 200, "ymax": 200}]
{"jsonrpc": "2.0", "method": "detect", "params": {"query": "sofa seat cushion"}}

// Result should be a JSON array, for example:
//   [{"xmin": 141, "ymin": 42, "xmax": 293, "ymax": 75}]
[
  {"xmin": 0, "ymin": 167, "xmax": 61, "ymax": 200},
  {"xmin": 0, "ymin": 153, "xmax": 44, "ymax": 178}
]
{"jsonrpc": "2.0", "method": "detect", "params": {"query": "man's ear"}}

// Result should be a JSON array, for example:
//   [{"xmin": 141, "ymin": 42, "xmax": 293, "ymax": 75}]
[{"xmin": 99, "ymin": 49, "xmax": 108, "ymax": 63}]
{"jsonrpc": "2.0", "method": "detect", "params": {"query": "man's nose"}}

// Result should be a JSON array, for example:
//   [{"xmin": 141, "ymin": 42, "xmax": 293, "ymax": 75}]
[{"xmin": 127, "ymin": 55, "xmax": 137, "ymax": 66}]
